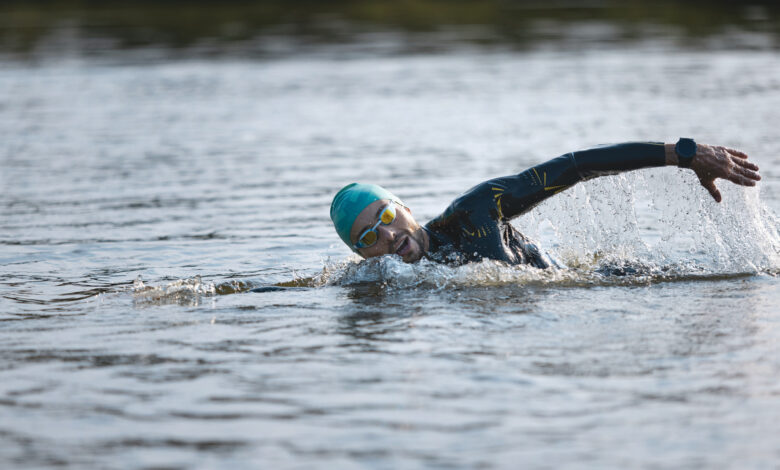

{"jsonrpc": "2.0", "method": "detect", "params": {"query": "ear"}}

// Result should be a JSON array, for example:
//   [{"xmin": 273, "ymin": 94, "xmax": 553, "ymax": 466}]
[{"xmin": 402, "ymin": 205, "xmax": 412, "ymax": 214}]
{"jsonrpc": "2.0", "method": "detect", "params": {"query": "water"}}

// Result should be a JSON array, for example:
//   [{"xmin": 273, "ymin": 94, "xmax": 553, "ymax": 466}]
[{"xmin": 2, "ymin": 6, "xmax": 780, "ymax": 469}]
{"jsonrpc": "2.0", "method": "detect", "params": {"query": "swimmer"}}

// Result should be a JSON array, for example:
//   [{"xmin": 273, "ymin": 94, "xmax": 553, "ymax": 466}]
[{"xmin": 330, "ymin": 139, "xmax": 761, "ymax": 266}]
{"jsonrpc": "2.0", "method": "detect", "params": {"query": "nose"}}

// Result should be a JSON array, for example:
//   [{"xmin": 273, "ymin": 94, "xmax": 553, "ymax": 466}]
[{"xmin": 376, "ymin": 224, "xmax": 396, "ymax": 243}]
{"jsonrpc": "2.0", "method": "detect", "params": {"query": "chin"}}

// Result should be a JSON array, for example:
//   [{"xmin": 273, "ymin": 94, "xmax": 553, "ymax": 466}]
[
  {"xmin": 401, "ymin": 245, "xmax": 423, "ymax": 263},
  {"xmin": 400, "ymin": 231, "xmax": 425, "ymax": 263}
]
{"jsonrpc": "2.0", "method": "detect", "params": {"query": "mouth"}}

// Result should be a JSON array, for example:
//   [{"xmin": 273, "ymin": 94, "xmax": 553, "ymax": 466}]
[{"xmin": 395, "ymin": 236, "xmax": 412, "ymax": 257}]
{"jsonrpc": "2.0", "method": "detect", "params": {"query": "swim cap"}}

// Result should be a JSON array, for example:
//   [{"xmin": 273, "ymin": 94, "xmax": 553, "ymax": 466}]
[{"xmin": 330, "ymin": 183, "xmax": 404, "ymax": 251}]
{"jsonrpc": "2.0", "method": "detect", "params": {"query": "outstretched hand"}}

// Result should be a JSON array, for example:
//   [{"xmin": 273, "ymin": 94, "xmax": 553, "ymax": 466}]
[{"xmin": 691, "ymin": 144, "xmax": 761, "ymax": 202}]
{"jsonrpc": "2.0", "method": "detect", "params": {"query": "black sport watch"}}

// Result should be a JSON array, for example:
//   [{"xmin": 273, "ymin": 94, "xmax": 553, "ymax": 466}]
[{"xmin": 675, "ymin": 137, "xmax": 697, "ymax": 168}]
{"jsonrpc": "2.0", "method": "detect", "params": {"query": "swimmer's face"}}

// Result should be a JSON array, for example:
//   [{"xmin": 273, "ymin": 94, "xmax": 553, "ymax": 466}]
[{"xmin": 350, "ymin": 199, "xmax": 427, "ymax": 263}]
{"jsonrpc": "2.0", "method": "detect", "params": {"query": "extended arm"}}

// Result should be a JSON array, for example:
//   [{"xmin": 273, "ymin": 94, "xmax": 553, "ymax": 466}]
[
  {"xmin": 482, "ymin": 141, "xmax": 760, "ymax": 221},
  {"xmin": 490, "ymin": 142, "xmax": 665, "ymax": 220}
]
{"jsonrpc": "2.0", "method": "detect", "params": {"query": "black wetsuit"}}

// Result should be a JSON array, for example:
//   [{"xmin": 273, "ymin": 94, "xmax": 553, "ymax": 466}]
[{"xmin": 423, "ymin": 142, "xmax": 667, "ymax": 267}]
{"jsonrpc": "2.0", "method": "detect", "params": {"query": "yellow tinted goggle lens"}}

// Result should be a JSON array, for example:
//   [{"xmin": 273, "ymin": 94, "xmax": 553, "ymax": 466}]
[
  {"xmin": 359, "ymin": 230, "xmax": 378, "ymax": 246},
  {"xmin": 380, "ymin": 206, "xmax": 395, "ymax": 224}
]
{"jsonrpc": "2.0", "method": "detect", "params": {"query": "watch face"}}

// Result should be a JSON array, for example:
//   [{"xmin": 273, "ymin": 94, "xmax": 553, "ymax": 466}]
[{"xmin": 678, "ymin": 138, "xmax": 696, "ymax": 158}]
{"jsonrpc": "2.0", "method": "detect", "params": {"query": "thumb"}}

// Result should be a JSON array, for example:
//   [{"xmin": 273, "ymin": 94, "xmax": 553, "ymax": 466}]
[{"xmin": 699, "ymin": 177, "xmax": 722, "ymax": 203}]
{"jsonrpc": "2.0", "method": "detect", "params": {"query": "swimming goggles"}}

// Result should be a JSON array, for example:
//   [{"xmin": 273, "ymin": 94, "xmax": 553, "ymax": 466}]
[{"xmin": 353, "ymin": 202, "xmax": 397, "ymax": 250}]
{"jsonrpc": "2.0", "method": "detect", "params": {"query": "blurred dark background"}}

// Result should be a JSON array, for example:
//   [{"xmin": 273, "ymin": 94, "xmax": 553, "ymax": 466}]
[{"xmin": 1, "ymin": 0, "xmax": 778, "ymax": 60}]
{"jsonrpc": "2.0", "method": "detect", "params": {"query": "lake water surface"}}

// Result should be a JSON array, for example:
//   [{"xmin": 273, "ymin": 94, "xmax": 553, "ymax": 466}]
[{"xmin": 1, "ymin": 6, "xmax": 780, "ymax": 469}]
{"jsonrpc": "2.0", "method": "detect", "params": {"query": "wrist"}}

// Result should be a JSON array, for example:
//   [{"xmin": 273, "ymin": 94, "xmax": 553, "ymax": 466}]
[{"xmin": 664, "ymin": 143, "xmax": 677, "ymax": 166}]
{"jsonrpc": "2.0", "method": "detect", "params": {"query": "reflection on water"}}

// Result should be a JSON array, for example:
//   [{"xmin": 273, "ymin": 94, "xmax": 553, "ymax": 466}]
[{"xmin": 1, "ymin": 2, "xmax": 780, "ymax": 468}]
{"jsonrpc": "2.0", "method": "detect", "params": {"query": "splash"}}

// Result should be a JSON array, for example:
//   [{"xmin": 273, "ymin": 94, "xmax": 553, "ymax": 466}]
[
  {"xmin": 521, "ymin": 171, "xmax": 780, "ymax": 272},
  {"xmin": 323, "ymin": 255, "xmax": 759, "ymax": 291},
  {"xmin": 132, "ymin": 275, "xmax": 218, "ymax": 306},
  {"xmin": 326, "ymin": 171, "xmax": 779, "ymax": 290},
  {"xmin": 131, "ymin": 273, "xmax": 319, "ymax": 304}
]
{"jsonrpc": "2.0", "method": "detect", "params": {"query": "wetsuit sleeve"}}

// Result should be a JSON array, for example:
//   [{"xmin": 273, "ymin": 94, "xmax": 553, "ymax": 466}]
[{"xmin": 477, "ymin": 142, "xmax": 667, "ymax": 221}]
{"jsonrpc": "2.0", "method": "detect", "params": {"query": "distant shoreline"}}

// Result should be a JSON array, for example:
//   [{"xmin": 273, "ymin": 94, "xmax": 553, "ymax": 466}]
[{"xmin": 1, "ymin": 0, "xmax": 778, "ymax": 58}]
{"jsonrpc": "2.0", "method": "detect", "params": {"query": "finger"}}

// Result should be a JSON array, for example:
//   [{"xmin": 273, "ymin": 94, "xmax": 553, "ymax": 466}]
[
  {"xmin": 725, "ymin": 147, "xmax": 749, "ymax": 159},
  {"xmin": 733, "ymin": 165, "xmax": 761, "ymax": 181},
  {"xmin": 727, "ymin": 173, "xmax": 758, "ymax": 186},
  {"xmin": 731, "ymin": 156, "xmax": 759, "ymax": 171},
  {"xmin": 700, "ymin": 178, "xmax": 722, "ymax": 202}
]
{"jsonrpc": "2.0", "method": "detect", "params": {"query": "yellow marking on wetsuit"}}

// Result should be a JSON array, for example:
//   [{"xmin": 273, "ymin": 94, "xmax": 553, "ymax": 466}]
[
  {"xmin": 532, "ymin": 168, "xmax": 542, "ymax": 185},
  {"xmin": 544, "ymin": 184, "xmax": 568, "ymax": 191},
  {"xmin": 543, "ymin": 172, "xmax": 547, "ymax": 186},
  {"xmin": 492, "ymin": 187, "xmax": 506, "ymax": 220},
  {"xmin": 465, "ymin": 226, "xmax": 487, "ymax": 238}
]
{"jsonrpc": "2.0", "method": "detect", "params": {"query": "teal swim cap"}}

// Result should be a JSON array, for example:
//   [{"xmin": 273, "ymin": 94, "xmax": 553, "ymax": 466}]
[{"xmin": 330, "ymin": 183, "xmax": 404, "ymax": 251}]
